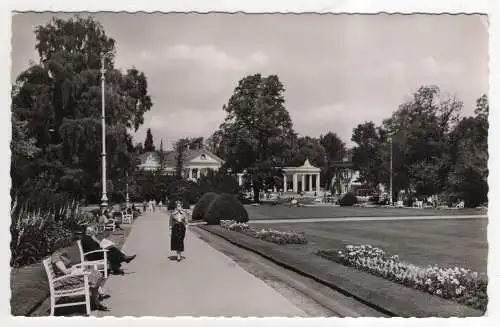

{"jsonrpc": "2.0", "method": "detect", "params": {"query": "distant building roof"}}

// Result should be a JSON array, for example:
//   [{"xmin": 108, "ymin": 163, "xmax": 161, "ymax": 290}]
[{"xmin": 137, "ymin": 147, "xmax": 224, "ymax": 167}]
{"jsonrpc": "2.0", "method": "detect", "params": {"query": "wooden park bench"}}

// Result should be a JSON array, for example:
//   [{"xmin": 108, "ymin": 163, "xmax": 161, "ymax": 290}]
[
  {"xmin": 77, "ymin": 240, "xmax": 108, "ymax": 279},
  {"xmin": 42, "ymin": 258, "xmax": 92, "ymax": 316},
  {"xmin": 120, "ymin": 211, "xmax": 133, "ymax": 225}
]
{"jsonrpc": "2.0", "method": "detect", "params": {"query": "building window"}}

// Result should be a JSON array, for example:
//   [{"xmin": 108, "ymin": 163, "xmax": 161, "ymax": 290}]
[{"xmin": 200, "ymin": 154, "xmax": 206, "ymax": 160}]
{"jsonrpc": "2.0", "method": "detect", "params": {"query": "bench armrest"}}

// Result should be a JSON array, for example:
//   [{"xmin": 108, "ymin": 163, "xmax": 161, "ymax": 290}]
[
  {"xmin": 84, "ymin": 249, "xmax": 109, "ymax": 256},
  {"xmin": 52, "ymin": 271, "xmax": 89, "ymax": 282}
]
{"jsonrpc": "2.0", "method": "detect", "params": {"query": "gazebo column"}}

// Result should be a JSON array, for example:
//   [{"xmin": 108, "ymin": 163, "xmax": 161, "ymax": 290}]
[
  {"xmin": 293, "ymin": 174, "xmax": 298, "ymax": 192},
  {"xmin": 283, "ymin": 174, "xmax": 287, "ymax": 192},
  {"xmin": 189, "ymin": 168, "xmax": 193, "ymax": 179},
  {"xmin": 316, "ymin": 173, "xmax": 320, "ymax": 193},
  {"xmin": 309, "ymin": 174, "xmax": 313, "ymax": 192},
  {"xmin": 301, "ymin": 174, "xmax": 305, "ymax": 192}
]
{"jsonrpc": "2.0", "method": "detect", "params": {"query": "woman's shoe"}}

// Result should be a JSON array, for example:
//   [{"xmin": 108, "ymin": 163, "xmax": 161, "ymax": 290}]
[
  {"xmin": 112, "ymin": 269, "xmax": 125, "ymax": 275},
  {"xmin": 93, "ymin": 304, "xmax": 110, "ymax": 311},
  {"xmin": 99, "ymin": 294, "xmax": 111, "ymax": 301}
]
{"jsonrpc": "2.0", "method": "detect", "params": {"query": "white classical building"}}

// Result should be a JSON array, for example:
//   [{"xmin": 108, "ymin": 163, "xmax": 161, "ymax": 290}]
[
  {"xmin": 282, "ymin": 158, "xmax": 321, "ymax": 193},
  {"xmin": 137, "ymin": 147, "xmax": 225, "ymax": 181}
]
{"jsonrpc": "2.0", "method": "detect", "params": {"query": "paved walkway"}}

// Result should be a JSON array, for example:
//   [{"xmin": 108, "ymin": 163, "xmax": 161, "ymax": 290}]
[
  {"xmin": 95, "ymin": 211, "xmax": 305, "ymax": 317},
  {"xmin": 249, "ymin": 214, "xmax": 487, "ymax": 224}
]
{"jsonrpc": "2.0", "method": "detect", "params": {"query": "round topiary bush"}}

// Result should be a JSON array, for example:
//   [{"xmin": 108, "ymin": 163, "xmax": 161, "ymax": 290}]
[
  {"xmin": 192, "ymin": 192, "xmax": 220, "ymax": 221},
  {"xmin": 339, "ymin": 192, "xmax": 358, "ymax": 206},
  {"xmin": 204, "ymin": 193, "xmax": 249, "ymax": 225}
]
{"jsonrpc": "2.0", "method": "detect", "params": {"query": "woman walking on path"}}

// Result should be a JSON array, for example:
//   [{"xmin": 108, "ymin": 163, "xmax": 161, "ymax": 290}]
[{"xmin": 170, "ymin": 201, "xmax": 189, "ymax": 261}]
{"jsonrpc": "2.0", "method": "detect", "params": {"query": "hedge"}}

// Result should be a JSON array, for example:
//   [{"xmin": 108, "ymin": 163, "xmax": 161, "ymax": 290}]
[
  {"xmin": 339, "ymin": 192, "xmax": 358, "ymax": 206},
  {"xmin": 192, "ymin": 192, "xmax": 220, "ymax": 221},
  {"xmin": 204, "ymin": 193, "xmax": 249, "ymax": 225}
]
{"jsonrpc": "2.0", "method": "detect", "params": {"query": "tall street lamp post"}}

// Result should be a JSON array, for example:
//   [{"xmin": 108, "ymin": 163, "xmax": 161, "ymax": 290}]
[
  {"xmin": 388, "ymin": 136, "xmax": 393, "ymax": 206},
  {"xmin": 126, "ymin": 171, "xmax": 130, "ymax": 209},
  {"xmin": 100, "ymin": 53, "xmax": 110, "ymax": 210}
]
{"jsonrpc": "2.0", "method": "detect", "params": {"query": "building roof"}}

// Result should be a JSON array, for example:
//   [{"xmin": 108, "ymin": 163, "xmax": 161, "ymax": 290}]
[
  {"xmin": 138, "ymin": 147, "xmax": 225, "ymax": 167},
  {"xmin": 283, "ymin": 158, "xmax": 321, "ymax": 173}
]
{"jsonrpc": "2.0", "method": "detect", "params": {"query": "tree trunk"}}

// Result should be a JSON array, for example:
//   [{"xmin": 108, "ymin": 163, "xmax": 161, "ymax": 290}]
[{"xmin": 252, "ymin": 185, "xmax": 260, "ymax": 203}]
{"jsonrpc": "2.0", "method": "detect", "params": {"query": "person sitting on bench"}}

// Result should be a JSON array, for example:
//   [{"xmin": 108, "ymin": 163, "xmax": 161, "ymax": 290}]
[{"xmin": 81, "ymin": 226, "xmax": 136, "ymax": 275}]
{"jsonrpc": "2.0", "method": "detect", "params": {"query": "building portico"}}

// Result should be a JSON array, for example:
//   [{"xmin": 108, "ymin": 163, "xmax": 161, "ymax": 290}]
[{"xmin": 283, "ymin": 158, "xmax": 321, "ymax": 194}]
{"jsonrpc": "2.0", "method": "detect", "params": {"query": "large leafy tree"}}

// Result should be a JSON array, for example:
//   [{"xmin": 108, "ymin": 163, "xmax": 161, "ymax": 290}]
[
  {"xmin": 382, "ymin": 85, "xmax": 462, "ymax": 199},
  {"xmin": 446, "ymin": 95, "xmax": 488, "ymax": 207},
  {"xmin": 215, "ymin": 74, "xmax": 295, "ymax": 201},
  {"xmin": 351, "ymin": 122, "xmax": 386, "ymax": 189},
  {"xmin": 11, "ymin": 15, "xmax": 153, "ymax": 201}
]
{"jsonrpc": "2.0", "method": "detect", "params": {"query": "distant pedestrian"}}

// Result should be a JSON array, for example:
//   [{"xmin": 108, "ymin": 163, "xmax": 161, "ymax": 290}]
[{"xmin": 170, "ymin": 200, "xmax": 188, "ymax": 262}]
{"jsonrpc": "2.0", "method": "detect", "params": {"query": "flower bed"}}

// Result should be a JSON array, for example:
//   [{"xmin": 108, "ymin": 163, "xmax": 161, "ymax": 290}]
[
  {"xmin": 220, "ymin": 220, "xmax": 307, "ymax": 245},
  {"xmin": 317, "ymin": 245, "xmax": 487, "ymax": 312}
]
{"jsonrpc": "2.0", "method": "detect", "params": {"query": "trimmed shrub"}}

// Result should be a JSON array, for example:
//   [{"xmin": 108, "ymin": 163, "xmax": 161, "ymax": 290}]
[
  {"xmin": 192, "ymin": 192, "xmax": 220, "ymax": 221},
  {"xmin": 339, "ymin": 192, "xmax": 358, "ymax": 206},
  {"xmin": 204, "ymin": 193, "xmax": 249, "ymax": 225}
]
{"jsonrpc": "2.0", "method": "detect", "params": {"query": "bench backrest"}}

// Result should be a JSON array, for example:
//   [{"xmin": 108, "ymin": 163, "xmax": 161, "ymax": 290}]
[
  {"xmin": 43, "ymin": 257, "xmax": 56, "ymax": 293},
  {"xmin": 77, "ymin": 240, "xmax": 85, "ymax": 264}
]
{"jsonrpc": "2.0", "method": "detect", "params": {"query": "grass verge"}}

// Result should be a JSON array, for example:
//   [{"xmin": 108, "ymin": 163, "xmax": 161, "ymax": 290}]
[{"xmin": 199, "ymin": 225, "xmax": 484, "ymax": 317}]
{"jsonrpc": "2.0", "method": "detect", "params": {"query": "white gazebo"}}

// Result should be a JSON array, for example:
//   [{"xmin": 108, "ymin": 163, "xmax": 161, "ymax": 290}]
[{"xmin": 282, "ymin": 158, "xmax": 321, "ymax": 193}]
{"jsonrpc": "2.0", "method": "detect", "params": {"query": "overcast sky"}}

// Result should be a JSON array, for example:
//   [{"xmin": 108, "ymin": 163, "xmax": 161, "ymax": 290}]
[{"xmin": 11, "ymin": 13, "xmax": 489, "ymax": 149}]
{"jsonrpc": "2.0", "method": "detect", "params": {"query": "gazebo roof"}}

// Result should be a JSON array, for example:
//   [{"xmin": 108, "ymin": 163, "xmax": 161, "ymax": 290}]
[{"xmin": 283, "ymin": 158, "xmax": 320, "ymax": 173}]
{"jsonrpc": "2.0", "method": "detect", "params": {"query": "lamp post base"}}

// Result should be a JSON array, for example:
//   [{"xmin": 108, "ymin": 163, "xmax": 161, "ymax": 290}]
[{"xmin": 100, "ymin": 194, "xmax": 108, "ymax": 211}]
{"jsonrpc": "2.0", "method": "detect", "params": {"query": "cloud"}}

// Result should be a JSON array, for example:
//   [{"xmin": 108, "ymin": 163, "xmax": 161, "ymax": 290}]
[
  {"xmin": 164, "ymin": 44, "xmax": 269, "ymax": 71},
  {"xmin": 421, "ymin": 56, "xmax": 464, "ymax": 76}
]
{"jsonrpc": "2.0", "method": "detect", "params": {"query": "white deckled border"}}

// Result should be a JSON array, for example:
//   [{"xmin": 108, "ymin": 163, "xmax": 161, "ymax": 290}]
[{"xmin": 0, "ymin": 1, "xmax": 496, "ymax": 327}]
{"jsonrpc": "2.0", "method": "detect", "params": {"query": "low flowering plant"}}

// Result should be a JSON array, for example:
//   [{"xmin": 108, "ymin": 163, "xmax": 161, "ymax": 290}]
[
  {"xmin": 317, "ymin": 244, "xmax": 487, "ymax": 312},
  {"xmin": 220, "ymin": 220, "xmax": 307, "ymax": 245}
]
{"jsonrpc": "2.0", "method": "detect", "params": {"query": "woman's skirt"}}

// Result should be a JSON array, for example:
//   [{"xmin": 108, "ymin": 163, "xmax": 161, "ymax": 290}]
[{"xmin": 170, "ymin": 221, "xmax": 186, "ymax": 252}]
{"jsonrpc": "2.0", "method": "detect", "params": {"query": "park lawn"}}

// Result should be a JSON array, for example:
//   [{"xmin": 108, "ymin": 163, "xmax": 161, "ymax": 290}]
[
  {"xmin": 201, "ymin": 221, "xmax": 484, "ymax": 316},
  {"xmin": 246, "ymin": 205, "xmax": 487, "ymax": 220},
  {"xmin": 251, "ymin": 218, "xmax": 488, "ymax": 273},
  {"xmin": 10, "ymin": 226, "xmax": 132, "ymax": 316}
]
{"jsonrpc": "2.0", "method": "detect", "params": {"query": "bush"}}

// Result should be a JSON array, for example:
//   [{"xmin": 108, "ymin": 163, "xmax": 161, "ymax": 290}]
[
  {"xmin": 339, "ymin": 192, "xmax": 358, "ymax": 206},
  {"xmin": 192, "ymin": 192, "xmax": 220, "ymax": 221},
  {"xmin": 167, "ymin": 179, "xmax": 201, "ymax": 205},
  {"xmin": 368, "ymin": 194, "xmax": 380, "ymax": 203},
  {"xmin": 10, "ymin": 198, "xmax": 89, "ymax": 267},
  {"xmin": 204, "ymin": 193, "xmax": 249, "ymax": 225},
  {"xmin": 198, "ymin": 170, "xmax": 241, "ymax": 196}
]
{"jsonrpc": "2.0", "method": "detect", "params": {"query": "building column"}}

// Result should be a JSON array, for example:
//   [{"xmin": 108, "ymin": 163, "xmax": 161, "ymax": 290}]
[
  {"xmin": 238, "ymin": 173, "xmax": 243, "ymax": 186},
  {"xmin": 283, "ymin": 174, "xmax": 287, "ymax": 192},
  {"xmin": 316, "ymin": 173, "xmax": 320, "ymax": 193},
  {"xmin": 309, "ymin": 174, "xmax": 313, "ymax": 192},
  {"xmin": 293, "ymin": 174, "xmax": 298, "ymax": 192},
  {"xmin": 301, "ymin": 174, "xmax": 305, "ymax": 192},
  {"xmin": 189, "ymin": 168, "xmax": 193, "ymax": 179},
  {"xmin": 197, "ymin": 169, "xmax": 201, "ymax": 179}
]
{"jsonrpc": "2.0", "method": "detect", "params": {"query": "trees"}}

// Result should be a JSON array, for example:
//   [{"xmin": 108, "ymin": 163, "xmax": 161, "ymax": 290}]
[
  {"xmin": 11, "ymin": 15, "xmax": 153, "ymax": 202},
  {"xmin": 446, "ymin": 95, "xmax": 488, "ymax": 207},
  {"xmin": 380, "ymin": 86, "xmax": 463, "ymax": 199},
  {"xmin": 351, "ymin": 122, "xmax": 385, "ymax": 189},
  {"xmin": 144, "ymin": 128, "xmax": 155, "ymax": 152},
  {"xmin": 174, "ymin": 139, "xmax": 186, "ymax": 178},
  {"xmin": 214, "ymin": 74, "xmax": 295, "ymax": 202}
]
